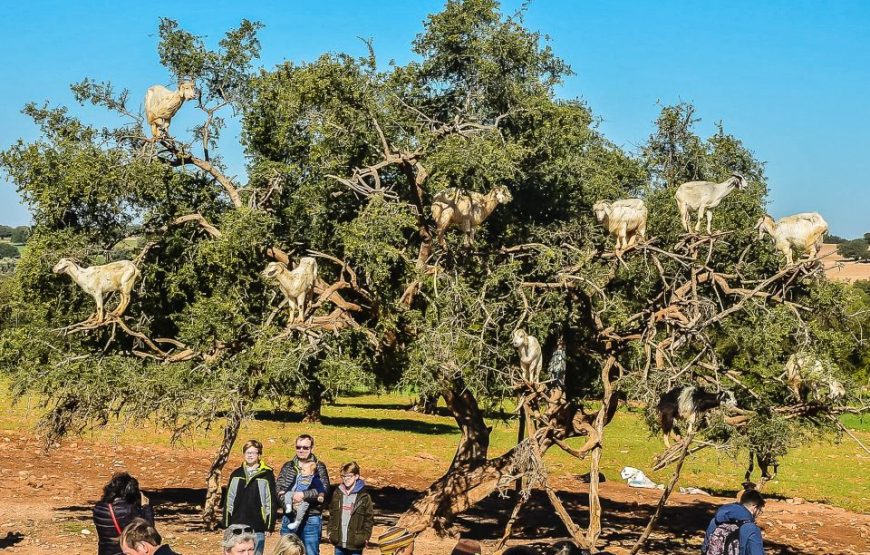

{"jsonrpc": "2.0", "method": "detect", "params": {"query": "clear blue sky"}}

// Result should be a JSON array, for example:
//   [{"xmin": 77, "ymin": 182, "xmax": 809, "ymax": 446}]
[{"xmin": 1, "ymin": 1, "xmax": 867, "ymax": 237}]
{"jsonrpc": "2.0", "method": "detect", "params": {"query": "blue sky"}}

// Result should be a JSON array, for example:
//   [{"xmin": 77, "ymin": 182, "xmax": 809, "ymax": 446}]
[{"xmin": 1, "ymin": 1, "xmax": 867, "ymax": 237}]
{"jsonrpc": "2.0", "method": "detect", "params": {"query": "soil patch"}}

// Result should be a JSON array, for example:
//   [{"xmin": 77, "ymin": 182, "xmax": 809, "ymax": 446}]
[{"xmin": 0, "ymin": 431, "xmax": 866, "ymax": 554}]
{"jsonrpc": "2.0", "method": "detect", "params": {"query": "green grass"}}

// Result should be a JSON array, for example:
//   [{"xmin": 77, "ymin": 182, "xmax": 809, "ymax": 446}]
[{"xmin": 2, "ymin": 388, "xmax": 868, "ymax": 512}]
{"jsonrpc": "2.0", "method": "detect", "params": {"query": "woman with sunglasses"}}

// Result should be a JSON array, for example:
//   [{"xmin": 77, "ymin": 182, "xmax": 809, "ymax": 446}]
[
  {"xmin": 223, "ymin": 439, "xmax": 278, "ymax": 555},
  {"xmin": 276, "ymin": 434, "xmax": 331, "ymax": 555}
]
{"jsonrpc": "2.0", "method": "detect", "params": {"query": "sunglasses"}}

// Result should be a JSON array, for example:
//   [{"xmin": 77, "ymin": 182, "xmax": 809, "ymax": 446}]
[
  {"xmin": 230, "ymin": 526, "xmax": 254, "ymax": 535},
  {"xmin": 296, "ymin": 445, "xmax": 312, "ymax": 450}
]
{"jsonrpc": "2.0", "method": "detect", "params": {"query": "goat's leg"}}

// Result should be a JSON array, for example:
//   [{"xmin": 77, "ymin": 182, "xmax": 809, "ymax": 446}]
[
  {"xmin": 113, "ymin": 291, "xmax": 130, "ymax": 317},
  {"xmin": 93, "ymin": 294, "xmax": 105, "ymax": 324},
  {"xmin": 297, "ymin": 294, "xmax": 307, "ymax": 322},
  {"xmin": 618, "ymin": 223, "xmax": 628, "ymax": 250},
  {"xmin": 677, "ymin": 202, "xmax": 689, "ymax": 232},
  {"xmin": 663, "ymin": 432, "xmax": 671, "ymax": 449},
  {"xmin": 705, "ymin": 209, "xmax": 713, "ymax": 234},
  {"xmin": 694, "ymin": 205, "xmax": 706, "ymax": 232}
]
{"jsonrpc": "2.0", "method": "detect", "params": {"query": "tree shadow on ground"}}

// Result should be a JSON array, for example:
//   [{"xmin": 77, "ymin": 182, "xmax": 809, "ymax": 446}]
[
  {"xmin": 251, "ymin": 409, "xmax": 458, "ymax": 435},
  {"xmin": 0, "ymin": 532, "xmax": 25, "ymax": 548}
]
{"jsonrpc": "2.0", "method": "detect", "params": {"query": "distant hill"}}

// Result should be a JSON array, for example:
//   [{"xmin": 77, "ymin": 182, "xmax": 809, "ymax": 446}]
[{"xmin": 821, "ymin": 244, "xmax": 870, "ymax": 283}]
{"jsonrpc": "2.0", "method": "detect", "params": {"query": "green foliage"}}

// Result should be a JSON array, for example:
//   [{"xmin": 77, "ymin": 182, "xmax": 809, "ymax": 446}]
[
  {"xmin": 10, "ymin": 226, "xmax": 30, "ymax": 244},
  {"xmin": 0, "ymin": 243, "xmax": 19, "ymax": 259},
  {"xmin": 824, "ymin": 233, "xmax": 846, "ymax": 244},
  {"xmin": 838, "ymin": 238, "xmax": 870, "ymax": 261}
]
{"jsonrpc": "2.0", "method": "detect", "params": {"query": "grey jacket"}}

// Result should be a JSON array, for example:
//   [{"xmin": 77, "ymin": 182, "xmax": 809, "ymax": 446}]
[{"xmin": 276, "ymin": 455, "xmax": 331, "ymax": 515}]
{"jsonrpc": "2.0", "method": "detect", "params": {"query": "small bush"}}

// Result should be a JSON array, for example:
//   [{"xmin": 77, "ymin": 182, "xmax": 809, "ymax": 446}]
[{"xmin": 0, "ymin": 242, "xmax": 20, "ymax": 259}]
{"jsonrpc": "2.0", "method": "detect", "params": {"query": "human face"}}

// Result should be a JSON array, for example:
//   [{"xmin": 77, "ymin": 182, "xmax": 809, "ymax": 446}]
[
  {"xmin": 226, "ymin": 540, "xmax": 256, "ymax": 555},
  {"xmin": 341, "ymin": 472, "xmax": 358, "ymax": 489},
  {"xmin": 295, "ymin": 439, "xmax": 313, "ymax": 460},
  {"xmin": 244, "ymin": 447, "xmax": 261, "ymax": 466}
]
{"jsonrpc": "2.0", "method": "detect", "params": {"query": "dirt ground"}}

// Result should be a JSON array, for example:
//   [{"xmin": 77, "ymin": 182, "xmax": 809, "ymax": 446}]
[
  {"xmin": 0, "ymin": 430, "xmax": 867, "ymax": 555},
  {"xmin": 821, "ymin": 244, "xmax": 870, "ymax": 283}
]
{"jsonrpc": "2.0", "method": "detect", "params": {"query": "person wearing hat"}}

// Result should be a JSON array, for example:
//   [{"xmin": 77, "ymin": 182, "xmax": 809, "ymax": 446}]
[
  {"xmin": 376, "ymin": 527, "xmax": 415, "ymax": 555},
  {"xmin": 222, "ymin": 524, "xmax": 257, "ymax": 555}
]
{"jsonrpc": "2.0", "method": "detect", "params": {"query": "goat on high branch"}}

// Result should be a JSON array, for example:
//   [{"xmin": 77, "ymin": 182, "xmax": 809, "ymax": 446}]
[
  {"xmin": 262, "ymin": 257, "xmax": 318, "ymax": 323},
  {"xmin": 512, "ymin": 328, "xmax": 542, "ymax": 384},
  {"xmin": 592, "ymin": 198, "xmax": 648, "ymax": 251},
  {"xmin": 756, "ymin": 212, "xmax": 828, "ymax": 266},
  {"xmin": 656, "ymin": 386, "xmax": 737, "ymax": 448},
  {"xmin": 675, "ymin": 173, "xmax": 747, "ymax": 233},
  {"xmin": 431, "ymin": 185, "xmax": 512, "ymax": 248},
  {"xmin": 52, "ymin": 258, "xmax": 141, "ymax": 324},
  {"xmin": 144, "ymin": 80, "xmax": 198, "ymax": 138}
]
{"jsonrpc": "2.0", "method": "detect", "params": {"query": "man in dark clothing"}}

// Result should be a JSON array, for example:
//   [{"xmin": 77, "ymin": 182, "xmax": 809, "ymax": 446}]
[
  {"xmin": 276, "ymin": 434, "xmax": 331, "ymax": 555},
  {"xmin": 119, "ymin": 517, "xmax": 181, "ymax": 555},
  {"xmin": 702, "ymin": 489, "xmax": 766, "ymax": 555},
  {"xmin": 224, "ymin": 439, "xmax": 278, "ymax": 555}
]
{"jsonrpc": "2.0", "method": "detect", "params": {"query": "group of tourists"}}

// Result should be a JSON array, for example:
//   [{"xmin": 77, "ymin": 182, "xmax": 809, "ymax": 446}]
[{"xmin": 92, "ymin": 432, "xmax": 766, "ymax": 555}]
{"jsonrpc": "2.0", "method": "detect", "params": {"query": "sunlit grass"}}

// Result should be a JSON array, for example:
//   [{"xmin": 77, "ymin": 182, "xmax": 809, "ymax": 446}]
[{"xmin": 2, "ymin": 386, "xmax": 867, "ymax": 512}]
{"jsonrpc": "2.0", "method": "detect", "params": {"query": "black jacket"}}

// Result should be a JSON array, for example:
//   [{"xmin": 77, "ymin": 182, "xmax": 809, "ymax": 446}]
[
  {"xmin": 155, "ymin": 545, "xmax": 182, "ymax": 555},
  {"xmin": 223, "ymin": 461, "xmax": 278, "ymax": 532},
  {"xmin": 93, "ymin": 499, "xmax": 155, "ymax": 555},
  {"xmin": 276, "ymin": 455, "xmax": 331, "ymax": 515}
]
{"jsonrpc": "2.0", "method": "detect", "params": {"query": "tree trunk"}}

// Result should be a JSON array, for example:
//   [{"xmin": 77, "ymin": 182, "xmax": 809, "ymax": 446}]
[
  {"xmin": 442, "ymin": 380, "xmax": 490, "ymax": 470},
  {"xmin": 202, "ymin": 402, "xmax": 244, "ymax": 529},
  {"xmin": 303, "ymin": 378, "xmax": 324, "ymax": 423},
  {"xmin": 397, "ymin": 450, "xmax": 516, "ymax": 533}
]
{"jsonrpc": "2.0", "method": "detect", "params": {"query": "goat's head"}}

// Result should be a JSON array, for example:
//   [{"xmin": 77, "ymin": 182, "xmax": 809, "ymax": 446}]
[
  {"xmin": 178, "ymin": 80, "xmax": 198, "ymax": 100},
  {"xmin": 592, "ymin": 201, "xmax": 611, "ymax": 223},
  {"xmin": 755, "ymin": 215, "xmax": 774, "ymax": 239},
  {"xmin": 52, "ymin": 257, "xmax": 74, "ymax": 274},
  {"xmin": 296, "ymin": 256, "xmax": 318, "ymax": 274},
  {"xmin": 494, "ymin": 186, "xmax": 513, "ymax": 204},
  {"xmin": 717, "ymin": 390, "xmax": 738, "ymax": 409},
  {"xmin": 511, "ymin": 328, "xmax": 528, "ymax": 348},
  {"xmin": 261, "ymin": 261, "xmax": 286, "ymax": 279},
  {"xmin": 731, "ymin": 173, "xmax": 747, "ymax": 190}
]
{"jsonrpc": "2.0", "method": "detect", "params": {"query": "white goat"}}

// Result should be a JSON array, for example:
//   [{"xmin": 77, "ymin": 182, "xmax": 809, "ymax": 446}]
[
  {"xmin": 262, "ymin": 257, "xmax": 318, "ymax": 323},
  {"xmin": 592, "ymin": 198, "xmax": 648, "ymax": 250},
  {"xmin": 144, "ymin": 81, "xmax": 197, "ymax": 138},
  {"xmin": 512, "ymin": 329, "xmax": 542, "ymax": 383},
  {"xmin": 756, "ymin": 212, "xmax": 828, "ymax": 265},
  {"xmin": 675, "ymin": 173, "xmax": 747, "ymax": 233},
  {"xmin": 431, "ymin": 186, "xmax": 513, "ymax": 247},
  {"xmin": 53, "ymin": 258, "xmax": 140, "ymax": 323}
]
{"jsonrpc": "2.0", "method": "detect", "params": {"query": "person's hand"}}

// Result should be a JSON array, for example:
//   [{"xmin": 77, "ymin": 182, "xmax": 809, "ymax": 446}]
[
  {"xmin": 292, "ymin": 492, "xmax": 305, "ymax": 502},
  {"xmin": 140, "ymin": 492, "xmax": 149, "ymax": 505}
]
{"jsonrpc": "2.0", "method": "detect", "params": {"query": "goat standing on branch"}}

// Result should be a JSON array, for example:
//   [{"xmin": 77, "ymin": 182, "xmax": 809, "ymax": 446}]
[
  {"xmin": 52, "ymin": 258, "xmax": 140, "ymax": 324},
  {"xmin": 262, "ymin": 257, "xmax": 318, "ymax": 323},
  {"xmin": 656, "ymin": 386, "xmax": 737, "ymax": 448},
  {"xmin": 592, "ymin": 198, "xmax": 648, "ymax": 251},
  {"xmin": 144, "ymin": 81, "xmax": 197, "ymax": 138},
  {"xmin": 756, "ymin": 212, "xmax": 828, "ymax": 265},
  {"xmin": 431, "ymin": 185, "xmax": 512, "ymax": 248},
  {"xmin": 512, "ymin": 329, "xmax": 542, "ymax": 383},
  {"xmin": 675, "ymin": 173, "xmax": 747, "ymax": 233}
]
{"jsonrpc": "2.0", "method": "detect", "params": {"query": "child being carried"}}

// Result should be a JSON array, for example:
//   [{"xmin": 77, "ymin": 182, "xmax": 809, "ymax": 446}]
[{"xmin": 286, "ymin": 461, "xmax": 326, "ymax": 531}]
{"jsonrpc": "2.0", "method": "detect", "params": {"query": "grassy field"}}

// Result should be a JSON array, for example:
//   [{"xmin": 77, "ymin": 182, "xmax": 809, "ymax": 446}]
[{"xmin": 2, "ymin": 387, "xmax": 868, "ymax": 513}]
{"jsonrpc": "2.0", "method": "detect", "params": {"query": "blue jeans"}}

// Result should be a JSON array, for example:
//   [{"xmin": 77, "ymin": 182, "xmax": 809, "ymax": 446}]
[
  {"xmin": 254, "ymin": 531, "xmax": 266, "ymax": 555},
  {"xmin": 334, "ymin": 547, "xmax": 362, "ymax": 555},
  {"xmin": 281, "ymin": 513, "xmax": 322, "ymax": 555}
]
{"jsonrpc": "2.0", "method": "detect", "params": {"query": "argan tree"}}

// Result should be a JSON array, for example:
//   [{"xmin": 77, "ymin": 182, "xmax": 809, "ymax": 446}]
[{"xmin": 0, "ymin": 0, "xmax": 864, "ymax": 549}]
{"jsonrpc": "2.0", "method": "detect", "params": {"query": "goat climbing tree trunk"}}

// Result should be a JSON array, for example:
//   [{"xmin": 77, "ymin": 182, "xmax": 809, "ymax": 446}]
[{"xmin": 202, "ymin": 401, "xmax": 244, "ymax": 529}]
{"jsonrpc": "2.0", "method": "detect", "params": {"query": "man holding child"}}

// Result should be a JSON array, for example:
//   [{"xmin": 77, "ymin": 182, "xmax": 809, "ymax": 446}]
[{"xmin": 276, "ymin": 434, "xmax": 331, "ymax": 555}]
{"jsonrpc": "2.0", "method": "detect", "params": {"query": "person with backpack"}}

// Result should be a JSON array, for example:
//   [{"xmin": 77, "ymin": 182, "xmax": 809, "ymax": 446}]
[{"xmin": 701, "ymin": 489, "xmax": 766, "ymax": 555}]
